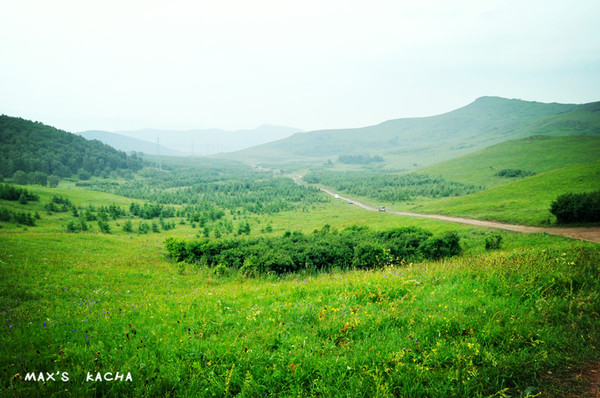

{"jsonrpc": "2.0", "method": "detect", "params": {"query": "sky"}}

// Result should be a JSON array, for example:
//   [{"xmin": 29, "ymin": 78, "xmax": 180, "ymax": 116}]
[{"xmin": 1, "ymin": 0, "xmax": 599, "ymax": 133}]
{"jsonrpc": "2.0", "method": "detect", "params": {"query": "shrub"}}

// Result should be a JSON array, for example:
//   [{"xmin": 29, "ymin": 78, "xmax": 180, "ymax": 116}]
[
  {"xmin": 0, "ymin": 184, "xmax": 39, "ymax": 201},
  {"xmin": 138, "ymin": 222, "xmax": 150, "ymax": 234},
  {"xmin": 485, "ymin": 234, "xmax": 503, "ymax": 250},
  {"xmin": 165, "ymin": 226, "xmax": 462, "ymax": 275},
  {"xmin": 421, "ymin": 232, "xmax": 461, "ymax": 260},
  {"xmin": 122, "ymin": 220, "xmax": 133, "ymax": 233},
  {"xmin": 495, "ymin": 169, "xmax": 535, "ymax": 178},
  {"xmin": 165, "ymin": 237, "xmax": 188, "ymax": 262},
  {"xmin": 97, "ymin": 220, "xmax": 111, "ymax": 233},
  {"xmin": 550, "ymin": 190, "xmax": 600, "ymax": 224},
  {"xmin": 66, "ymin": 220, "xmax": 79, "ymax": 233}
]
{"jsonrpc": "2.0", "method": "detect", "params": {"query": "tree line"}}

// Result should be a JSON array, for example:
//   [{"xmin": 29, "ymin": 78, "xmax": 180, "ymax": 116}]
[
  {"xmin": 337, "ymin": 154, "xmax": 384, "ymax": 164},
  {"xmin": 304, "ymin": 170, "xmax": 481, "ymax": 202}
]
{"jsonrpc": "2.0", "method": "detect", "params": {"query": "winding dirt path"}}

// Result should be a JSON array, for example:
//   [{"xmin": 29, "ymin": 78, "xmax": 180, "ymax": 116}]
[{"xmin": 320, "ymin": 188, "xmax": 600, "ymax": 243}]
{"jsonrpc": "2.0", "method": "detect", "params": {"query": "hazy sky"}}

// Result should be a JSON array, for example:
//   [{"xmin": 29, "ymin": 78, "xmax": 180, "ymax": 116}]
[{"xmin": 2, "ymin": 0, "xmax": 599, "ymax": 133}]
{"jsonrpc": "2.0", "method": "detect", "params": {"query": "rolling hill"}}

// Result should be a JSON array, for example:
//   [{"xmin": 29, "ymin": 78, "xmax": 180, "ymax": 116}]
[
  {"xmin": 420, "ymin": 135, "xmax": 600, "ymax": 188},
  {"xmin": 299, "ymin": 134, "xmax": 600, "ymax": 226},
  {"xmin": 0, "ymin": 115, "xmax": 142, "ymax": 180},
  {"xmin": 78, "ymin": 130, "xmax": 185, "ymax": 156},
  {"xmin": 411, "ymin": 160, "xmax": 600, "ymax": 226},
  {"xmin": 219, "ymin": 96, "xmax": 600, "ymax": 170},
  {"xmin": 113, "ymin": 124, "xmax": 303, "ymax": 156}
]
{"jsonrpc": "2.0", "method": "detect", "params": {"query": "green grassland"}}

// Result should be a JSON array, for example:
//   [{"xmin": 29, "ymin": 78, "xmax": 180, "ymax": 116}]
[
  {"xmin": 409, "ymin": 160, "xmax": 600, "ymax": 226},
  {"xmin": 420, "ymin": 135, "xmax": 600, "ymax": 189},
  {"xmin": 1, "ymin": 184, "xmax": 600, "ymax": 397},
  {"xmin": 300, "ymin": 135, "xmax": 600, "ymax": 227}
]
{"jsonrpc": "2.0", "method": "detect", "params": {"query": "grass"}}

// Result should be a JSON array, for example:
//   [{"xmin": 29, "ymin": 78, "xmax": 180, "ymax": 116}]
[
  {"xmin": 420, "ymin": 135, "xmax": 600, "ymax": 189},
  {"xmin": 1, "ymin": 229, "xmax": 599, "ymax": 397},
  {"xmin": 218, "ymin": 97, "xmax": 599, "ymax": 171},
  {"xmin": 1, "ymin": 184, "xmax": 600, "ymax": 397},
  {"xmin": 408, "ymin": 160, "xmax": 600, "ymax": 226}
]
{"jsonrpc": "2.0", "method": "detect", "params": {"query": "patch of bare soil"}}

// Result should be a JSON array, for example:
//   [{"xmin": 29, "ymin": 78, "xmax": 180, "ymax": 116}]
[
  {"xmin": 584, "ymin": 365, "xmax": 600, "ymax": 398},
  {"xmin": 563, "ymin": 364, "xmax": 600, "ymax": 398}
]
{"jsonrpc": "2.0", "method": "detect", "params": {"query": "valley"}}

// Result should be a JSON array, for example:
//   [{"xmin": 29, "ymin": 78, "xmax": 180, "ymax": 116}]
[{"xmin": 1, "ymin": 97, "xmax": 599, "ymax": 397}]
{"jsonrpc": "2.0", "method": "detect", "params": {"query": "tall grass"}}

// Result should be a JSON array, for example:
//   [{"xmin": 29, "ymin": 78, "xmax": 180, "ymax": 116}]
[{"xmin": 1, "ymin": 227, "xmax": 598, "ymax": 397}]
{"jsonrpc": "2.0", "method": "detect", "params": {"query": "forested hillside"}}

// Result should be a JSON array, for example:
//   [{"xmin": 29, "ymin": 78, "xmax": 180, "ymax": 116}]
[{"xmin": 0, "ymin": 115, "xmax": 143, "ymax": 183}]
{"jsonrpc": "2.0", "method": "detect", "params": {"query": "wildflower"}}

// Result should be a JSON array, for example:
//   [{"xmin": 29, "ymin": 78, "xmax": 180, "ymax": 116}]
[{"xmin": 43, "ymin": 322, "xmax": 47, "ymax": 327}]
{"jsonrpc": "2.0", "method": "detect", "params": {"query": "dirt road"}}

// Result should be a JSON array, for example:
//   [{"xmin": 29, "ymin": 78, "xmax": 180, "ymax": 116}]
[{"xmin": 320, "ymin": 188, "xmax": 600, "ymax": 243}]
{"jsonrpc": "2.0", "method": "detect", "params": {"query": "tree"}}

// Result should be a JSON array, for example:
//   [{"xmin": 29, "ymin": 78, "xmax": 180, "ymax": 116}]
[
  {"xmin": 122, "ymin": 220, "xmax": 133, "ymax": 233},
  {"xmin": 97, "ymin": 220, "xmax": 111, "ymax": 233},
  {"xmin": 12, "ymin": 170, "xmax": 28, "ymax": 185},
  {"xmin": 30, "ymin": 171, "xmax": 48, "ymax": 186},
  {"xmin": 47, "ymin": 175, "xmax": 60, "ymax": 188}
]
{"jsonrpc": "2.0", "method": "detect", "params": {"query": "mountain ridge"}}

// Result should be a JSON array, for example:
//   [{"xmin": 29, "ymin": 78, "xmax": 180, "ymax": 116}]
[
  {"xmin": 111, "ymin": 124, "xmax": 303, "ymax": 156},
  {"xmin": 216, "ymin": 96, "xmax": 599, "ymax": 169},
  {"xmin": 78, "ymin": 130, "xmax": 185, "ymax": 156}
]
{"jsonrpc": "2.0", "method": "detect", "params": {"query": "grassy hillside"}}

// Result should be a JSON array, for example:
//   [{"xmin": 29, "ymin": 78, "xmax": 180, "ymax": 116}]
[
  {"xmin": 410, "ymin": 160, "xmax": 600, "ymax": 226},
  {"xmin": 421, "ymin": 135, "xmax": 600, "ymax": 188},
  {"xmin": 1, "ymin": 184, "xmax": 600, "ymax": 397},
  {"xmin": 218, "ymin": 97, "xmax": 599, "ymax": 170}
]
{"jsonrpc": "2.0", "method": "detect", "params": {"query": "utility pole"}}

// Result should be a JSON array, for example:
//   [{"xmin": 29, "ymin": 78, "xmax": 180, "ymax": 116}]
[{"xmin": 156, "ymin": 136, "xmax": 162, "ymax": 171}]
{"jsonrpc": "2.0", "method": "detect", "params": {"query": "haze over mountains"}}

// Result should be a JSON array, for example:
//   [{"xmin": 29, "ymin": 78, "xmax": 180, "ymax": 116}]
[
  {"xmin": 21, "ymin": 95, "xmax": 600, "ymax": 172},
  {"xmin": 79, "ymin": 125, "xmax": 303, "ymax": 156},
  {"xmin": 218, "ymin": 96, "xmax": 600, "ymax": 170}
]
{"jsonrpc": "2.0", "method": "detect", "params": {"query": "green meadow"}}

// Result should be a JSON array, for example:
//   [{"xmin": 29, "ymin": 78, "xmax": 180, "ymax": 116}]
[
  {"xmin": 410, "ymin": 160, "xmax": 600, "ymax": 226},
  {"xmin": 2, "ymin": 104, "xmax": 600, "ymax": 397},
  {"xmin": 303, "ymin": 136, "xmax": 600, "ymax": 227},
  {"xmin": 1, "ymin": 183, "xmax": 599, "ymax": 397}
]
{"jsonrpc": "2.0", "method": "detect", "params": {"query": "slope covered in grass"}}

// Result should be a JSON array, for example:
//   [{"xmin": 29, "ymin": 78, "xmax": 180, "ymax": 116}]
[
  {"xmin": 421, "ymin": 135, "xmax": 600, "ymax": 188},
  {"xmin": 412, "ymin": 160, "xmax": 600, "ymax": 225},
  {"xmin": 219, "ymin": 97, "xmax": 599, "ymax": 170}
]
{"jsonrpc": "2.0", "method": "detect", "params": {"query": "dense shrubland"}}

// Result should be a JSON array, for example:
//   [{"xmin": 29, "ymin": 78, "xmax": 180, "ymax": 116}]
[
  {"xmin": 165, "ymin": 225, "xmax": 461, "ymax": 274},
  {"xmin": 304, "ymin": 170, "xmax": 481, "ymax": 202}
]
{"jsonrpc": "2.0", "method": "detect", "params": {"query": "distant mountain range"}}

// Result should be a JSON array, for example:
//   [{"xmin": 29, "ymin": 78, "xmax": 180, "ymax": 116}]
[
  {"xmin": 79, "ymin": 125, "xmax": 304, "ymax": 156},
  {"xmin": 217, "ymin": 96, "xmax": 600, "ymax": 170},
  {"xmin": 78, "ymin": 130, "xmax": 185, "ymax": 156}
]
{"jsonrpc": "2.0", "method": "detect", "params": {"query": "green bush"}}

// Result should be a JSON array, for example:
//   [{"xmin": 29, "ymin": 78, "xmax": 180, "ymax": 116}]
[
  {"xmin": 495, "ymin": 169, "xmax": 535, "ymax": 178},
  {"xmin": 97, "ymin": 220, "xmax": 111, "ymax": 233},
  {"xmin": 550, "ymin": 190, "xmax": 600, "ymax": 223},
  {"xmin": 421, "ymin": 232, "xmax": 461, "ymax": 260},
  {"xmin": 122, "ymin": 220, "xmax": 133, "ymax": 233},
  {"xmin": 485, "ymin": 234, "xmax": 503, "ymax": 250},
  {"xmin": 166, "ymin": 226, "xmax": 461, "ymax": 275}
]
